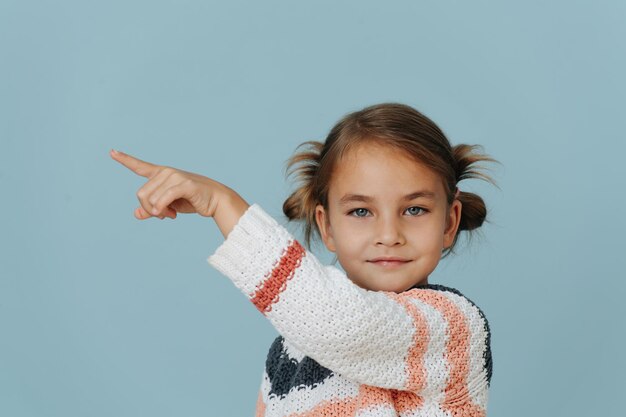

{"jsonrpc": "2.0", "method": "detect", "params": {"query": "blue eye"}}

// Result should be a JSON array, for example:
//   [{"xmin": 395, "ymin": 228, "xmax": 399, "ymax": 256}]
[
  {"xmin": 405, "ymin": 206, "xmax": 426, "ymax": 216},
  {"xmin": 349, "ymin": 208, "xmax": 370, "ymax": 217}
]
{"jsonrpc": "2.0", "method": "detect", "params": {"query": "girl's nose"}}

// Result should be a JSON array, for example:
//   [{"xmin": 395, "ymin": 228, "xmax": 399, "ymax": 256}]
[{"xmin": 375, "ymin": 216, "xmax": 406, "ymax": 246}]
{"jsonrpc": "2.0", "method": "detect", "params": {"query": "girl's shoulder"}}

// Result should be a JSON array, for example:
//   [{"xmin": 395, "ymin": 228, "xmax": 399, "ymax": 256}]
[
  {"xmin": 410, "ymin": 283, "xmax": 481, "ymax": 307},
  {"xmin": 406, "ymin": 283, "xmax": 490, "ymax": 324}
]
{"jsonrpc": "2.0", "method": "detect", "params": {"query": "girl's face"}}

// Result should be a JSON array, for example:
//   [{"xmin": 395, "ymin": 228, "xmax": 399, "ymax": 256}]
[{"xmin": 315, "ymin": 142, "xmax": 462, "ymax": 293}]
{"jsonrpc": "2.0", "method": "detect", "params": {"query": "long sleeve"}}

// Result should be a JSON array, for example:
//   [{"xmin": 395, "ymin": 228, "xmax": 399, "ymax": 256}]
[{"xmin": 207, "ymin": 204, "xmax": 492, "ymax": 404}]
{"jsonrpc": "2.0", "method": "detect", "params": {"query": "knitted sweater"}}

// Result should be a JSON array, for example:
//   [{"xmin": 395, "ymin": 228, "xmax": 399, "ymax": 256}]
[{"xmin": 207, "ymin": 204, "xmax": 493, "ymax": 417}]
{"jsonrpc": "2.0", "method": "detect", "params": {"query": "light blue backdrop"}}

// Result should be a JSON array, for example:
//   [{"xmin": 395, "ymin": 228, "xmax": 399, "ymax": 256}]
[{"xmin": 1, "ymin": 1, "xmax": 624, "ymax": 416}]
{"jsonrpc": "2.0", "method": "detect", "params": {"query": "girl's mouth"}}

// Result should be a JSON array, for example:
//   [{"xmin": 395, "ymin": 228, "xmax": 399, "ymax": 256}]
[{"xmin": 367, "ymin": 259, "xmax": 411, "ymax": 268}]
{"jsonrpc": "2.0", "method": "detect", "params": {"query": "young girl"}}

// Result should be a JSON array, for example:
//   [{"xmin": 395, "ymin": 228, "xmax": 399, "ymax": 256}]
[{"xmin": 110, "ymin": 102, "xmax": 498, "ymax": 417}]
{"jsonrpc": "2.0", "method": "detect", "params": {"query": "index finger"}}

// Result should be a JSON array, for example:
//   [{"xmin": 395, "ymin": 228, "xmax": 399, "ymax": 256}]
[{"xmin": 110, "ymin": 149, "xmax": 160, "ymax": 178}]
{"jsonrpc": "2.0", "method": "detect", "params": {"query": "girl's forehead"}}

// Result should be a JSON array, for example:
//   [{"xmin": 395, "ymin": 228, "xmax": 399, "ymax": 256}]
[
  {"xmin": 337, "ymin": 142, "xmax": 436, "ymax": 176},
  {"xmin": 328, "ymin": 143, "xmax": 445, "ymax": 198}
]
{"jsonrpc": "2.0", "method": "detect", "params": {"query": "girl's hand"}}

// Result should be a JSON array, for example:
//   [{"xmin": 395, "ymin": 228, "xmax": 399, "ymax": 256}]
[{"xmin": 109, "ymin": 149, "xmax": 232, "ymax": 221}]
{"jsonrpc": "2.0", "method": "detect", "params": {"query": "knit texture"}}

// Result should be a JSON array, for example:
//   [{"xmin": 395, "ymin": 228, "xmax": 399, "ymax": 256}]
[{"xmin": 207, "ymin": 204, "xmax": 493, "ymax": 417}]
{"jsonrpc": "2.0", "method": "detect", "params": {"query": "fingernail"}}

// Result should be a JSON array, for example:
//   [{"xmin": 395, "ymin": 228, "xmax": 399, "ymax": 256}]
[
  {"xmin": 152, "ymin": 208, "xmax": 159, "ymax": 215},
  {"xmin": 111, "ymin": 149, "xmax": 118, "ymax": 155}
]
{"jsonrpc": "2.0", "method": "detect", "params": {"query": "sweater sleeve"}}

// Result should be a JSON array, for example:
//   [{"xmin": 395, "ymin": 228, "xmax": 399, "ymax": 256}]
[{"xmin": 207, "ymin": 204, "xmax": 492, "ymax": 398}]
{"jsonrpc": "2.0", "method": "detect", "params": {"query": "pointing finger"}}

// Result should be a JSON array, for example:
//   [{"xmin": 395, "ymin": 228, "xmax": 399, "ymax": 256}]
[{"xmin": 110, "ymin": 149, "xmax": 161, "ymax": 178}]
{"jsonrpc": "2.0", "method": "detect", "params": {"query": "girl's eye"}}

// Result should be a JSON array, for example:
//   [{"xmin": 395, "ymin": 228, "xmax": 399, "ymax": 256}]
[
  {"xmin": 349, "ymin": 208, "xmax": 370, "ymax": 217},
  {"xmin": 405, "ymin": 206, "xmax": 426, "ymax": 216},
  {"xmin": 349, "ymin": 207, "xmax": 427, "ymax": 217}
]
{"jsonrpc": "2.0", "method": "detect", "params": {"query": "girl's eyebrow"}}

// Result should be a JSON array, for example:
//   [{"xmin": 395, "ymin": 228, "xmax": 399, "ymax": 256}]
[{"xmin": 339, "ymin": 190, "xmax": 436, "ymax": 206}]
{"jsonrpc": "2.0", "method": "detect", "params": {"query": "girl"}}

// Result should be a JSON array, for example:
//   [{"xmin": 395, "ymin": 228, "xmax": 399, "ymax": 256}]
[{"xmin": 110, "ymin": 102, "xmax": 499, "ymax": 417}]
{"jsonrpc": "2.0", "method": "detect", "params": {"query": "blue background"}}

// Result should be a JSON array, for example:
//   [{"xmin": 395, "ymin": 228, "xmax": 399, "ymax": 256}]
[{"xmin": 2, "ymin": 1, "xmax": 625, "ymax": 416}]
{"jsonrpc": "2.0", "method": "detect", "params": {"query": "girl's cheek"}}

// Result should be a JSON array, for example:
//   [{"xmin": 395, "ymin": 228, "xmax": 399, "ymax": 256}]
[{"xmin": 340, "ymin": 225, "xmax": 369, "ymax": 242}]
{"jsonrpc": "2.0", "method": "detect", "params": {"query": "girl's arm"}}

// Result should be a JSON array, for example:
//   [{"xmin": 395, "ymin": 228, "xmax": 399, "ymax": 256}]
[{"xmin": 208, "ymin": 202, "xmax": 492, "ymax": 400}]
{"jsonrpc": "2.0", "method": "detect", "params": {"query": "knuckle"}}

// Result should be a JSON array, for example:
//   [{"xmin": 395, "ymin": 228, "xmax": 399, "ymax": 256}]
[{"xmin": 171, "ymin": 171, "xmax": 185, "ymax": 181}]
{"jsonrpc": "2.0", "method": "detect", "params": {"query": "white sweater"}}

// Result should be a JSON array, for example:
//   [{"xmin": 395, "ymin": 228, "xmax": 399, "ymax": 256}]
[{"xmin": 208, "ymin": 204, "xmax": 493, "ymax": 417}]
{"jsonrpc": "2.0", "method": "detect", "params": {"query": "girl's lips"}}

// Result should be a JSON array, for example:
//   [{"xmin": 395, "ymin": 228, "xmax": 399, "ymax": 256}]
[
  {"xmin": 368, "ymin": 257, "xmax": 411, "ymax": 262},
  {"xmin": 367, "ymin": 259, "xmax": 411, "ymax": 268}
]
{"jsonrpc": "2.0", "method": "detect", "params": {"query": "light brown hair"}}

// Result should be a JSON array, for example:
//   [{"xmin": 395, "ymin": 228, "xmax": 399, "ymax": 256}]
[{"xmin": 283, "ymin": 102, "xmax": 500, "ymax": 258}]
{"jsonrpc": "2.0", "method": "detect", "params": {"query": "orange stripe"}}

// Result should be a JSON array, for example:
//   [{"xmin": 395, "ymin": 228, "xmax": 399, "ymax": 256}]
[
  {"xmin": 284, "ymin": 384, "xmax": 397, "ymax": 417},
  {"xmin": 355, "ymin": 385, "xmax": 395, "ymax": 412},
  {"xmin": 406, "ymin": 289, "xmax": 485, "ymax": 416},
  {"xmin": 285, "ymin": 395, "xmax": 358, "ymax": 417},
  {"xmin": 251, "ymin": 240, "xmax": 306, "ymax": 314},
  {"xmin": 390, "ymin": 389, "xmax": 424, "ymax": 414},
  {"xmin": 354, "ymin": 385, "xmax": 425, "ymax": 415},
  {"xmin": 385, "ymin": 292, "xmax": 429, "ymax": 397}
]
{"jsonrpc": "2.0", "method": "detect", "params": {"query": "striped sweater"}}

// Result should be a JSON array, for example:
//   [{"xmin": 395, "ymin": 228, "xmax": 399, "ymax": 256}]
[{"xmin": 207, "ymin": 204, "xmax": 493, "ymax": 417}]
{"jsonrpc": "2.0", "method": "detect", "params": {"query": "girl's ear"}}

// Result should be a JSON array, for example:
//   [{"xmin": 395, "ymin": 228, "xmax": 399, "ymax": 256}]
[
  {"xmin": 315, "ymin": 204, "xmax": 336, "ymax": 253},
  {"xmin": 443, "ymin": 199, "xmax": 462, "ymax": 249}
]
